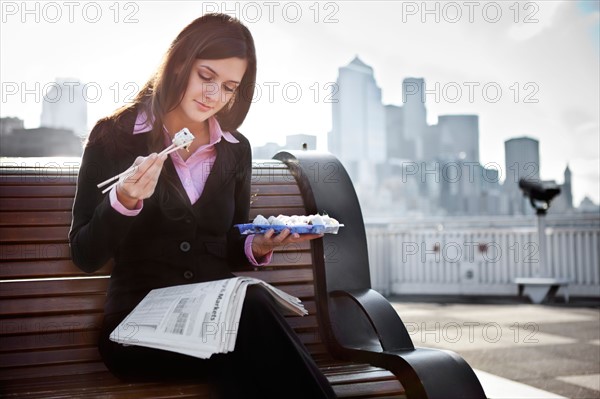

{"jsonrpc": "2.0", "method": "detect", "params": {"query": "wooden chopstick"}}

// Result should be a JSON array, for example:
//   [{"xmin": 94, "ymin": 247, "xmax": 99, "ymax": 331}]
[
  {"xmin": 99, "ymin": 142, "xmax": 189, "ymax": 194},
  {"xmin": 96, "ymin": 143, "xmax": 180, "ymax": 189}
]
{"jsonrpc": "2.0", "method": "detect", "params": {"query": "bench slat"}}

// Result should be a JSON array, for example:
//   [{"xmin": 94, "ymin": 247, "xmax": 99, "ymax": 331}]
[
  {"xmin": 297, "ymin": 330, "xmax": 322, "ymax": 346},
  {"xmin": 279, "ymin": 283, "xmax": 315, "ymax": 299},
  {"xmin": 251, "ymin": 167, "xmax": 293, "ymax": 176},
  {"xmin": 0, "ymin": 185, "xmax": 76, "ymax": 197},
  {"xmin": 0, "ymin": 257, "xmax": 313, "ymax": 280},
  {"xmin": 0, "ymin": 278, "xmax": 109, "ymax": 299},
  {"xmin": 234, "ymin": 268, "xmax": 313, "ymax": 284},
  {"xmin": 251, "ymin": 161, "xmax": 289, "ymax": 168},
  {"xmin": 0, "ymin": 198, "xmax": 74, "ymax": 211},
  {"xmin": 0, "ymin": 211, "xmax": 72, "ymax": 227},
  {"xmin": 0, "ymin": 313, "xmax": 102, "ymax": 336},
  {"xmin": 0, "ymin": 243, "xmax": 72, "ymax": 261},
  {"xmin": 273, "ymin": 240, "xmax": 311, "ymax": 251},
  {"xmin": 1, "ymin": 367, "xmax": 405, "ymax": 399},
  {"xmin": 0, "ymin": 260, "xmax": 110, "ymax": 279},
  {"xmin": 0, "ymin": 245, "xmax": 312, "ymax": 268},
  {"xmin": 0, "ymin": 362, "xmax": 107, "ymax": 382},
  {"xmin": 0, "ymin": 183, "xmax": 298, "ymax": 199},
  {"xmin": 269, "ymin": 250, "xmax": 312, "ymax": 267},
  {"xmin": 0, "ymin": 274, "xmax": 314, "ymax": 299},
  {"xmin": 0, "ymin": 329, "xmax": 101, "ymax": 353},
  {"xmin": 283, "ymin": 315, "xmax": 318, "ymax": 330},
  {"xmin": 0, "ymin": 257, "xmax": 311, "ymax": 279},
  {"xmin": 248, "ymin": 183, "xmax": 300, "ymax": 195},
  {"xmin": 1, "ymin": 295, "xmax": 106, "ymax": 316},
  {"xmin": 0, "ymin": 249, "xmax": 309, "ymax": 271},
  {"xmin": 0, "ymin": 169, "xmax": 293, "ymax": 184},
  {"xmin": 0, "ymin": 226, "xmax": 71, "ymax": 243},
  {"xmin": 318, "ymin": 358, "xmax": 375, "ymax": 369},
  {"xmin": 0, "ymin": 242, "xmax": 309, "ymax": 262},
  {"xmin": 0, "ymin": 315, "xmax": 316, "ymax": 353},
  {"xmin": 321, "ymin": 363, "xmax": 384, "ymax": 374},
  {"xmin": 250, "ymin": 207, "xmax": 307, "ymax": 218},
  {"xmin": 32, "ymin": 328, "xmax": 313, "ymax": 359},
  {"xmin": 72, "ymin": 383, "xmax": 214, "ymax": 399},
  {"xmin": 0, "ymin": 202, "xmax": 306, "ymax": 225},
  {"xmin": 327, "ymin": 369, "xmax": 400, "ymax": 385},
  {"xmin": 251, "ymin": 175, "xmax": 299, "ymax": 185},
  {"xmin": 2, "ymin": 283, "xmax": 314, "ymax": 317},
  {"xmin": 1, "ymin": 373, "xmax": 214, "ymax": 398},
  {"xmin": 305, "ymin": 343, "xmax": 328, "ymax": 356},
  {"xmin": 0, "ymin": 371, "xmax": 119, "ymax": 393},
  {"xmin": 0, "ymin": 175, "xmax": 77, "ymax": 185},
  {"xmin": 249, "ymin": 194, "xmax": 304, "ymax": 208},
  {"xmin": 333, "ymin": 380, "xmax": 406, "ymax": 398},
  {"xmin": 0, "ymin": 371, "xmax": 145, "ymax": 392},
  {"xmin": 0, "ymin": 346, "xmax": 102, "ymax": 368},
  {"xmin": 0, "ymin": 323, "xmax": 319, "ymax": 354},
  {"xmin": 0, "ymin": 300, "xmax": 316, "ymax": 326}
]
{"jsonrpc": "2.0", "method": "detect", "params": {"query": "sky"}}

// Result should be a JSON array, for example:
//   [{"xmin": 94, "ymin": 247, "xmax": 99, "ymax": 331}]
[{"xmin": 1, "ymin": 0, "xmax": 599, "ymax": 205}]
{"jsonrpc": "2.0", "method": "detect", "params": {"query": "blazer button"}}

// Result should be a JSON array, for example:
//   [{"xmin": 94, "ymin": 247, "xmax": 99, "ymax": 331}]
[
  {"xmin": 183, "ymin": 270, "xmax": 194, "ymax": 280},
  {"xmin": 180, "ymin": 241, "xmax": 191, "ymax": 252}
]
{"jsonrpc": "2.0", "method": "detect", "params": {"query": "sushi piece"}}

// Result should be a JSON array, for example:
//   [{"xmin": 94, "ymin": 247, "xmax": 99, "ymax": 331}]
[
  {"xmin": 253, "ymin": 214, "xmax": 269, "ymax": 225},
  {"xmin": 172, "ymin": 128, "xmax": 195, "ymax": 151}
]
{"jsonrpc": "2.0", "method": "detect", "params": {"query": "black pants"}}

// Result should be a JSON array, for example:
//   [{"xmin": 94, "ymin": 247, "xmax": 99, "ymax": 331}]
[{"xmin": 99, "ymin": 285, "xmax": 337, "ymax": 398}]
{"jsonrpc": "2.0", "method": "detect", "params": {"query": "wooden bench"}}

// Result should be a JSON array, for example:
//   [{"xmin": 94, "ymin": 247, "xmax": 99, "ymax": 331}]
[{"xmin": 0, "ymin": 151, "xmax": 486, "ymax": 398}]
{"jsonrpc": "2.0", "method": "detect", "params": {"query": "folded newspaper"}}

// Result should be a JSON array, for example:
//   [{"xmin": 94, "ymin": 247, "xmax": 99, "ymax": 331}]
[{"xmin": 109, "ymin": 277, "xmax": 307, "ymax": 359}]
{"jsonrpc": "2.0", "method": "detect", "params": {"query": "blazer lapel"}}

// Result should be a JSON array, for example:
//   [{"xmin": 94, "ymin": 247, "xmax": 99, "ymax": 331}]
[{"xmin": 162, "ymin": 156, "xmax": 193, "ymax": 208}]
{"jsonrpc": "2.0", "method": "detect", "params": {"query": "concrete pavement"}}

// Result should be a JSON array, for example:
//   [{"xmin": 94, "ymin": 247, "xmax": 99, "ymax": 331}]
[{"xmin": 388, "ymin": 295, "xmax": 600, "ymax": 399}]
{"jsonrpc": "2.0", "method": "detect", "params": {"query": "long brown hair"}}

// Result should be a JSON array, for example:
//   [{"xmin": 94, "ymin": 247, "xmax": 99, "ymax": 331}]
[{"xmin": 90, "ymin": 13, "xmax": 257, "ymax": 151}]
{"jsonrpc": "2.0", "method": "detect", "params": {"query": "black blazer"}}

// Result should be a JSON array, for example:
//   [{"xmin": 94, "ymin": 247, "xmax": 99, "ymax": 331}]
[{"xmin": 69, "ymin": 109, "xmax": 254, "ymax": 315}]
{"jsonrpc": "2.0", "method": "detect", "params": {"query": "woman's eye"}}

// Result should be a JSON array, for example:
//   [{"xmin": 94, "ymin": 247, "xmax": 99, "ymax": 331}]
[
  {"xmin": 223, "ymin": 85, "xmax": 235, "ymax": 93},
  {"xmin": 199, "ymin": 74, "xmax": 212, "ymax": 81}
]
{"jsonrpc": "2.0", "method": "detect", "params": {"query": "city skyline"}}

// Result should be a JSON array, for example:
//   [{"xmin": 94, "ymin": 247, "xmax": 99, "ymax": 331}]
[
  {"xmin": 1, "ymin": 1, "xmax": 598, "ymax": 205},
  {"xmin": 327, "ymin": 57, "xmax": 578, "ymax": 217}
]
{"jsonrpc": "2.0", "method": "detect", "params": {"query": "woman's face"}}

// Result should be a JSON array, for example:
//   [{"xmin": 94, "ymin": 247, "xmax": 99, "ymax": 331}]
[{"xmin": 174, "ymin": 57, "xmax": 248, "ymax": 128}]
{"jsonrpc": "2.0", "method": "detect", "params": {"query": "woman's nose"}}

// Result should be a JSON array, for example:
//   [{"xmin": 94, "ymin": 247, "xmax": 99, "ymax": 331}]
[{"xmin": 203, "ymin": 82, "xmax": 220, "ymax": 101}]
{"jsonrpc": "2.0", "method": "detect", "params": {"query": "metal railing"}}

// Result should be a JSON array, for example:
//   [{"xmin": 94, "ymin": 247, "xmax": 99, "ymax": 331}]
[{"xmin": 366, "ymin": 215, "xmax": 600, "ymax": 297}]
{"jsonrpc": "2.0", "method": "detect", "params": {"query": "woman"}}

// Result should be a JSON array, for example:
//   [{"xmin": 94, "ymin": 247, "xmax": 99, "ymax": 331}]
[{"xmin": 69, "ymin": 13, "xmax": 336, "ymax": 398}]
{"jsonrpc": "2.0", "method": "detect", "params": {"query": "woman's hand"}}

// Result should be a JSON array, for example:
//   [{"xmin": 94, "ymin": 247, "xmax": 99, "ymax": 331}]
[
  {"xmin": 116, "ymin": 153, "xmax": 168, "ymax": 209},
  {"xmin": 251, "ymin": 229, "xmax": 324, "ymax": 259}
]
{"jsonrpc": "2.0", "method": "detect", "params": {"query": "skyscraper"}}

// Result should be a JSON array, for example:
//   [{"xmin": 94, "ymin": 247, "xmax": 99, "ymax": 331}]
[
  {"xmin": 384, "ymin": 104, "xmax": 404, "ymax": 160},
  {"xmin": 0, "ymin": 117, "xmax": 24, "ymax": 136},
  {"xmin": 40, "ymin": 78, "xmax": 88, "ymax": 137},
  {"xmin": 402, "ymin": 78, "xmax": 427, "ymax": 160},
  {"xmin": 504, "ymin": 137, "xmax": 540, "ymax": 215},
  {"xmin": 329, "ymin": 57, "xmax": 386, "ymax": 186},
  {"xmin": 548, "ymin": 164, "xmax": 574, "ymax": 214},
  {"xmin": 563, "ymin": 164, "xmax": 573, "ymax": 210},
  {"xmin": 437, "ymin": 115, "xmax": 479, "ymax": 163}
]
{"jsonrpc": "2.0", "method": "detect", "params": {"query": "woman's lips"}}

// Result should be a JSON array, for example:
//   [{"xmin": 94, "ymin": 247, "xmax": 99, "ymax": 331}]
[{"xmin": 194, "ymin": 100, "xmax": 213, "ymax": 112}]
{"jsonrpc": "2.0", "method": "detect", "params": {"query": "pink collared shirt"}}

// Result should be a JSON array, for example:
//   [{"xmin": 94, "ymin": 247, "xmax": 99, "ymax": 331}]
[{"xmin": 109, "ymin": 111, "xmax": 272, "ymax": 266}]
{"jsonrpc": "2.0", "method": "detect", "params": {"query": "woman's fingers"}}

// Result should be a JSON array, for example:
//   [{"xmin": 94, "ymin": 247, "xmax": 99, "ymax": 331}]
[
  {"xmin": 127, "ymin": 154, "xmax": 160, "ymax": 182},
  {"xmin": 272, "ymin": 228, "xmax": 291, "ymax": 243},
  {"xmin": 134, "ymin": 154, "xmax": 166, "ymax": 189},
  {"xmin": 252, "ymin": 229, "xmax": 324, "ymax": 259},
  {"xmin": 292, "ymin": 233, "xmax": 324, "ymax": 242},
  {"xmin": 265, "ymin": 230, "xmax": 323, "ymax": 246},
  {"xmin": 118, "ymin": 153, "xmax": 167, "ymax": 200}
]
